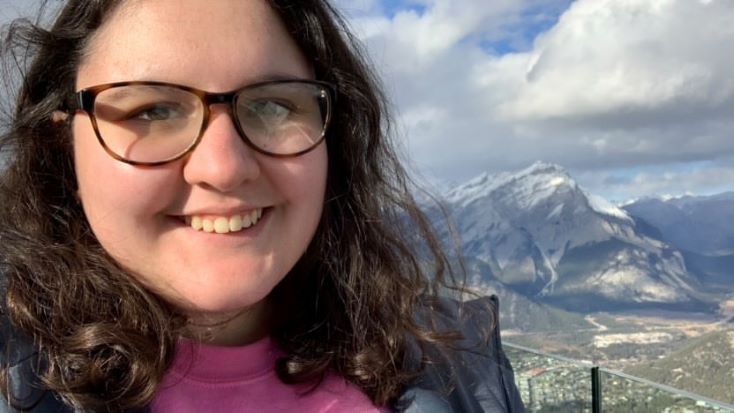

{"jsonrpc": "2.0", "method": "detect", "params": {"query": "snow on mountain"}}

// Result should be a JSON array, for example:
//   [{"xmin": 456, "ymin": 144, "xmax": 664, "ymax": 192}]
[
  {"xmin": 586, "ymin": 192, "xmax": 631, "ymax": 222},
  {"xmin": 433, "ymin": 162, "xmax": 708, "ymax": 312}
]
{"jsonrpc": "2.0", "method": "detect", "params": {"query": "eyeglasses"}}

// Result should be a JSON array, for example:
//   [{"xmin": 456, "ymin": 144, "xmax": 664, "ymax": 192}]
[{"xmin": 71, "ymin": 79, "xmax": 335, "ymax": 165}]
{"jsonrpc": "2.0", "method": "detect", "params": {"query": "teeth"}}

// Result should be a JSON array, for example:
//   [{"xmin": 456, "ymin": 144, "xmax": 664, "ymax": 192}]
[
  {"xmin": 191, "ymin": 216, "xmax": 203, "ymax": 231},
  {"xmin": 242, "ymin": 213, "xmax": 252, "ymax": 229},
  {"xmin": 229, "ymin": 215, "xmax": 243, "ymax": 232},
  {"xmin": 186, "ymin": 209, "xmax": 263, "ymax": 233},
  {"xmin": 214, "ymin": 217, "xmax": 229, "ymax": 234}
]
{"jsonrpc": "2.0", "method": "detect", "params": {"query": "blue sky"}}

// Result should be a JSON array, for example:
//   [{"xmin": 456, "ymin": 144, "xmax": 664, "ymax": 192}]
[
  {"xmin": 479, "ymin": 1, "xmax": 573, "ymax": 55},
  {"xmin": 3, "ymin": 0, "xmax": 734, "ymax": 202},
  {"xmin": 380, "ymin": 0, "xmax": 427, "ymax": 18}
]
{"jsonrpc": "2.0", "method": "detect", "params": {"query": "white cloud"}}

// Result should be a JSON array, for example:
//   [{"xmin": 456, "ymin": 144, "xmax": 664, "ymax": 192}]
[
  {"xmin": 349, "ymin": 0, "xmax": 526, "ymax": 71},
  {"xmin": 0, "ymin": 0, "xmax": 59, "ymax": 25},
  {"xmin": 576, "ymin": 162, "xmax": 734, "ymax": 202},
  {"xmin": 491, "ymin": 0, "xmax": 734, "ymax": 121},
  {"xmin": 331, "ymin": 0, "xmax": 383, "ymax": 17},
  {"xmin": 340, "ymin": 0, "xmax": 734, "ymax": 197},
  {"xmin": 0, "ymin": 0, "xmax": 33, "ymax": 21}
]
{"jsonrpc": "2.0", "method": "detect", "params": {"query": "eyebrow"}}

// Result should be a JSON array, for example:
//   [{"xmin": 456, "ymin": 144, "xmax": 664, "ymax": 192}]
[
  {"xmin": 99, "ymin": 86, "xmax": 178, "ymax": 103},
  {"xmin": 243, "ymin": 72, "xmax": 314, "ymax": 85},
  {"xmin": 78, "ymin": 72, "xmax": 317, "ymax": 98},
  {"xmin": 135, "ymin": 72, "xmax": 315, "ymax": 90}
]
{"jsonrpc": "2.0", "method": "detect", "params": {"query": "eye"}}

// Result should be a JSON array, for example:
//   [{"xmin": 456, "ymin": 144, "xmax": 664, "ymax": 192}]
[
  {"xmin": 244, "ymin": 99, "xmax": 294, "ymax": 120},
  {"xmin": 128, "ymin": 103, "xmax": 185, "ymax": 122}
]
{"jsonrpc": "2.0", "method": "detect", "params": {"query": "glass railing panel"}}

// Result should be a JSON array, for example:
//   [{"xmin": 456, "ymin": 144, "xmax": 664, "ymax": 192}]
[
  {"xmin": 505, "ymin": 343, "xmax": 593, "ymax": 412},
  {"xmin": 504, "ymin": 342, "xmax": 734, "ymax": 413},
  {"xmin": 599, "ymin": 369, "xmax": 734, "ymax": 413}
]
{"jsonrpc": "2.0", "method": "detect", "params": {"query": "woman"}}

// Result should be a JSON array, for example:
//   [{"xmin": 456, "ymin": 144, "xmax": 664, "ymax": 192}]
[{"xmin": 0, "ymin": 0, "xmax": 524, "ymax": 412}]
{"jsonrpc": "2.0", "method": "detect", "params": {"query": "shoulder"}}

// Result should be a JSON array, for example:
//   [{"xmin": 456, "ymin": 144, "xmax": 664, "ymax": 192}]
[
  {"xmin": 397, "ymin": 295, "xmax": 526, "ymax": 413},
  {"xmin": 0, "ymin": 316, "xmax": 74, "ymax": 413}
]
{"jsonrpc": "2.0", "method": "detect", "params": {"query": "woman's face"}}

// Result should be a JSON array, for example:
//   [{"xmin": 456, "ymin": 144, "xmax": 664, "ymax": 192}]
[{"xmin": 73, "ymin": 0, "xmax": 328, "ymax": 336}]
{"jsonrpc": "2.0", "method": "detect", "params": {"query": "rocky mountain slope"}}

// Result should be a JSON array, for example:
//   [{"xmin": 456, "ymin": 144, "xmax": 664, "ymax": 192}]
[
  {"xmin": 624, "ymin": 193, "xmax": 734, "ymax": 256},
  {"xmin": 434, "ymin": 162, "xmax": 715, "ymax": 313},
  {"xmin": 463, "ymin": 256, "xmax": 592, "ymax": 332},
  {"xmin": 624, "ymin": 193, "xmax": 734, "ymax": 290}
]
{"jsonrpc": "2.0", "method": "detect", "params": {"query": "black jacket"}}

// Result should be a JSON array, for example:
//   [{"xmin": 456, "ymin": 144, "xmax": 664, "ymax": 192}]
[{"xmin": 0, "ymin": 296, "xmax": 525, "ymax": 412}]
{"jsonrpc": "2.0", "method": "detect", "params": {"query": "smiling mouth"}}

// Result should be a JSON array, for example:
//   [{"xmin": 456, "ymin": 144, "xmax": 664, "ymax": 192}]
[{"xmin": 182, "ymin": 208, "xmax": 265, "ymax": 234}]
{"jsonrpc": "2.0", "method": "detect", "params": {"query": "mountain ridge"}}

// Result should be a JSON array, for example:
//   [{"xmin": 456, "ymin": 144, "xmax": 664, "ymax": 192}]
[{"xmin": 430, "ymin": 162, "xmax": 722, "ymax": 313}]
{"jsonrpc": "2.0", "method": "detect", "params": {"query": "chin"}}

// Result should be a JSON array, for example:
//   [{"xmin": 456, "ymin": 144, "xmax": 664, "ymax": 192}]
[{"xmin": 169, "ymin": 282, "xmax": 273, "ymax": 315}]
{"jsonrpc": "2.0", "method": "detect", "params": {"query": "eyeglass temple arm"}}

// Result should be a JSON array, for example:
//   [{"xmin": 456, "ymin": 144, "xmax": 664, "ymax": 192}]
[{"xmin": 51, "ymin": 91, "xmax": 91, "ymax": 124}]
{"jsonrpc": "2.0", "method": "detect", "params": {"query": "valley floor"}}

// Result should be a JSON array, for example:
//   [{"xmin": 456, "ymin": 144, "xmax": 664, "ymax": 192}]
[{"xmin": 504, "ymin": 311, "xmax": 734, "ymax": 406}]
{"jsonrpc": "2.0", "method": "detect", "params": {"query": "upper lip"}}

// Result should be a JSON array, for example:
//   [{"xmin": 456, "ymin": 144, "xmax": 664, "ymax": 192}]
[{"xmin": 176, "ymin": 205, "xmax": 266, "ymax": 217}]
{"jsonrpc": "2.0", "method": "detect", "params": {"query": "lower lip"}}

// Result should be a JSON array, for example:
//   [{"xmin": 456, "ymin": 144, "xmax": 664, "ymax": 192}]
[{"xmin": 170, "ymin": 208, "xmax": 271, "ymax": 239}]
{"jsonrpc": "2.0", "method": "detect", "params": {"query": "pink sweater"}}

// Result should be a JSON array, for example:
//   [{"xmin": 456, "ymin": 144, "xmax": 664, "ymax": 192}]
[{"xmin": 151, "ymin": 337, "xmax": 386, "ymax": 413}]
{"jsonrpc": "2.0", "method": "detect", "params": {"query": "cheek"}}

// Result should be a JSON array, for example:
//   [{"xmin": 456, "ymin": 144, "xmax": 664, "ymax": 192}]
[
  {"xmin": 279, "ymin": 146, "xmax": 328, "ymax": 213},
  {"xmin": 72, "ymin": 121, "xmax": 182, "ymax": 244},
  {"xmin": 74, "ymin": 122, "xmax": 116, "ymax": 217}
]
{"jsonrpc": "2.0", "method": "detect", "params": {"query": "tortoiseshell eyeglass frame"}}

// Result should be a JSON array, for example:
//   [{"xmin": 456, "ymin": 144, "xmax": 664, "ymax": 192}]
[{"xmin": 68, "ymin": 79, "xmax": 336, "ymax": 166}]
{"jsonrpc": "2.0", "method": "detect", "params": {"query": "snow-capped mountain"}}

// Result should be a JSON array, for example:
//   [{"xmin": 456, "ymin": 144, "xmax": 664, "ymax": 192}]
[
  {"xmin": 623, "ymin": 193, "xmax": 734, "ymax": 291},
  {"xmin": 624, "ymin": 193, "xmax": 734, "ymax": 256},
  {"xmin": 433, "ymin": 162, "xmax": 711, "ymax": 312}
]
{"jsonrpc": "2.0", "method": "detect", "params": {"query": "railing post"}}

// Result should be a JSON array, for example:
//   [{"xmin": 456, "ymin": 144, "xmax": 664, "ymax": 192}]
[{"xmin": 591, "ymin": 366, "xmax": 602, "ymax": 413}]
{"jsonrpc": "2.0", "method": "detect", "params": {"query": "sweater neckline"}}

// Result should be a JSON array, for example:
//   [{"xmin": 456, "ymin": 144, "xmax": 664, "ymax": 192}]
[{"xmin": 169, "ymin": 336, "xmax": 280, "ymax": 383}]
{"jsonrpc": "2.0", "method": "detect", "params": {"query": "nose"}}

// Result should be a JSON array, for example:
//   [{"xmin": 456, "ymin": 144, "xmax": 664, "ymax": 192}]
[{"xmin": 182, "ymin": 106, "xmax": 261, "ymax": 192}]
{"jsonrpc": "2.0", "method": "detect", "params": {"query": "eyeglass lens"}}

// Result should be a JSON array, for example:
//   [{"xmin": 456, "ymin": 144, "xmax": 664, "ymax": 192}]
[{"xmin": 91, "ymin": 82, "xmax": 329, "ymax": 163}]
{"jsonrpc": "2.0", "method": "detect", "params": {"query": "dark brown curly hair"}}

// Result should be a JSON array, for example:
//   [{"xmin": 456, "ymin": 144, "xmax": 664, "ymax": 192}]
[{"xmin": 0, "ymin": 0, "xmax": 468, "ymax": 411}]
